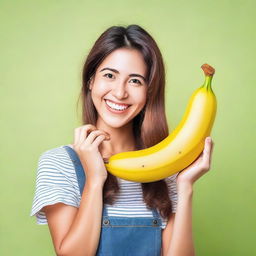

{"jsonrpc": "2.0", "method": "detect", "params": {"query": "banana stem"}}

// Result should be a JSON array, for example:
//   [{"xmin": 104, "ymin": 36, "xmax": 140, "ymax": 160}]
[{"xmin": 202, "ymin": 75, "xmax": 213, "ymax": 92}]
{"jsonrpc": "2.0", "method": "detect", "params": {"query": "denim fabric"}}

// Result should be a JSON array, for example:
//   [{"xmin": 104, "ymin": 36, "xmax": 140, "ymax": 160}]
[{"xmin": 64, "ymin": 145, "xmax": 162, "ymax": 256}]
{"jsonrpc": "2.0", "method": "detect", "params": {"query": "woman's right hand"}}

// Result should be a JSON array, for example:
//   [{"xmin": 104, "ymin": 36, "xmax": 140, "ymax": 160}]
[{"xmin": 71, "ymin": 124, "xmax": 110, "ymax": 186}]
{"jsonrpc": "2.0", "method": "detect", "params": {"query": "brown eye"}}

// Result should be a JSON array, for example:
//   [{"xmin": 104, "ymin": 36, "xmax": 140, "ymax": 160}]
[
  {"xmin": 103, "ymin": 73, "xmax": 114, "ymax": 79},
  {"xmin": 130, "ymin": 79, "xmax": 142, "ymax": 85}
]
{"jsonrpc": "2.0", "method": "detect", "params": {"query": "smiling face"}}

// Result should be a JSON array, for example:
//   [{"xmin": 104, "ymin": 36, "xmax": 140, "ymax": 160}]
[{"xmin": 89, "ymin": 47, "xmax": 148, "ymax": 129}]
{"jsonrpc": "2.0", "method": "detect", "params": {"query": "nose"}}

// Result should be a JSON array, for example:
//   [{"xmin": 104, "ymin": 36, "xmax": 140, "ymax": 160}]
[{"xmin": 111, "ymin": 80, "xmax": 128, "ymax": 99}]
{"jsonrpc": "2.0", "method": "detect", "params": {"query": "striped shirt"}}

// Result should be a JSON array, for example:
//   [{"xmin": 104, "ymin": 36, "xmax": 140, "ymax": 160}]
[{"xmin": 30, "ymin": 145, "xmax": 178, "ymax": 229}]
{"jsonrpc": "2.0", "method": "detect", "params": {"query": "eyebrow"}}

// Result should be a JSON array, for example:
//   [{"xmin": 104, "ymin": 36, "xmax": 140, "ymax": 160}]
[{"xmin": 99, "ymin": 67, "xmax": 146, "ymax": 82}]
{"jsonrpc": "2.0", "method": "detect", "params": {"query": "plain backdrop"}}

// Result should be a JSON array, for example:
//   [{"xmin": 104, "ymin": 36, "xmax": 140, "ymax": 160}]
[{"xmin": 0, "ymin": 0, "xmax": 255, "ymax": 255}]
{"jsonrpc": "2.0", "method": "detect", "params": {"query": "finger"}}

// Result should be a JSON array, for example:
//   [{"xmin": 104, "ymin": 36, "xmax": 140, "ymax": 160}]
[
  {"xmin": 86, "ymin": 130, "xmax": 110, "ymax": 145},
  {"xmin": 73, "ymin": 127, "xmax": 81, "ymax": 145},
  {"xmin": 92, "ymin": 134, "xmax": 109, "ymax": 148},
  {"xmin": 78, "ymin": 125, "xmax": 97, "ymax": 145},
  {"xmin": 208, "ymin": 140, "xmax": 214, "ymax": 165},
  {"xmin": 202, "ymin": 137, "xmax": 212, "ymax": 166}
]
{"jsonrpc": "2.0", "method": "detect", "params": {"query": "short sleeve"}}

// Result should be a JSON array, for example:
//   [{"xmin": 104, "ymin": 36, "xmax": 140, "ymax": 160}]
[
  {"xmin": 30, "ymin": 147, "xmax": 80, "ymax": 224},
  {"xmin": 165, "ymin": 173, "xmax": 178, "ymax": 213}
]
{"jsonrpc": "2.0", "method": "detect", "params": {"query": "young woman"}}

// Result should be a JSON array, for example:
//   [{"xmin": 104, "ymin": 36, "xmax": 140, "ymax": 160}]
[{"xmin": 30, "ymin": 24, "xmax": 214, "ymax": 256}]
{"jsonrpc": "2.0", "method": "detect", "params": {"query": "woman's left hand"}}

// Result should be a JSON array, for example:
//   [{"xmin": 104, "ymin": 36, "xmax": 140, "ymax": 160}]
[{"xmin": 176, "ymin": 136, "xmax": 215, "ymax": 186}]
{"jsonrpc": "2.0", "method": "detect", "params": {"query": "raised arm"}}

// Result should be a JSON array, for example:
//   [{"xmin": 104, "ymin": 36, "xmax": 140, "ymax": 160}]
[
  {"xmin": 165, "ymin": 137, "xmax": 214, "ymax": 256},
  {"xmin": 44, "ymin": 124, "xmax": 111, "ymax": 256},
  {"xmin": 163, "ymin": 183, "xmax": 195, "ymax": 256}
]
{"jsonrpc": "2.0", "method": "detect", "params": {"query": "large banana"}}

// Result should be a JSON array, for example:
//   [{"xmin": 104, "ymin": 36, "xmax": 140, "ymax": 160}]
[{"xmin": 104, "ymin": 64, "xmax": 217, "ymax": 182}]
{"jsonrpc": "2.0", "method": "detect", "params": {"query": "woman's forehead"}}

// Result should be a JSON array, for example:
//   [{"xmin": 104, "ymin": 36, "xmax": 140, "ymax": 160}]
[{"xmin": 97, "ymin": 48, "xmax": 147, "ymax": 76}]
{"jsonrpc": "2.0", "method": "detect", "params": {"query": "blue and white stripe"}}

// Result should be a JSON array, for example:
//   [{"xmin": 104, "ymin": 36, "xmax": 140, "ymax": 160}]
[{"xmin": 30, "ymin": 145, "xmax": 178, "ymax": 229}]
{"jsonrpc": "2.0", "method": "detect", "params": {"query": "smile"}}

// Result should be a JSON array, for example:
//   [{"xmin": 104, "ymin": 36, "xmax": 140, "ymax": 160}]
[{"xmin": 104, "ymin": 99, "xmax": 131, "ymax": 113}]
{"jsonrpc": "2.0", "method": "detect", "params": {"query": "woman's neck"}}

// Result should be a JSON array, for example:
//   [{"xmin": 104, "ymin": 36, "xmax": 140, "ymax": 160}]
[{"xmin": 96, "ymin": 120, "xmax": 137, "ymax": 158}]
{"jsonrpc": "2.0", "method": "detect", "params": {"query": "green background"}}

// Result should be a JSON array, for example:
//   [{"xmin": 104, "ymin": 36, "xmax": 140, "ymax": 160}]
[{"xmin": 1, "ymin": 0, "xmax": 255, "ymax": 255}]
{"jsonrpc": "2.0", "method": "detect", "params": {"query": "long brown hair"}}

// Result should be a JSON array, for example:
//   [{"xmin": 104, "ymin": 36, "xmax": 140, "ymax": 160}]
[{"xmin": 77, "ymin": 24, "xmax": 173, "ymax": 219}]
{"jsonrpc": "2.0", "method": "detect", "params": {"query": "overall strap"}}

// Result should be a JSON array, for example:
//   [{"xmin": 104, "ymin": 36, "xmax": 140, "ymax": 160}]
[
  {"xmin": 102, "ymin": 205, "xmax": 108, "ymax": 217},
  {"xmin": 63, "ymin": 146, "xmax": 85, "ymax": 195},
  {"xmin": 64, "ymin": 145, "xmax": 109, "ymax": 217},
  {"xmin": 151, "ymin": 208, "xmax": 160, "ymax": 218}
]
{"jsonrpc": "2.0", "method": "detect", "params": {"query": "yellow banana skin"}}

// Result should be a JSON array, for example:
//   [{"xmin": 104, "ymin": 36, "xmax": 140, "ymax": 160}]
[{"xmin": 104, "ymin": 64, "xmax": 217, "ymax": 182}]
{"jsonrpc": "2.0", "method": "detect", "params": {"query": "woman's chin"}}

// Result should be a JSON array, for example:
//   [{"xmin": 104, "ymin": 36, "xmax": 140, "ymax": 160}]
[{"xmin": 102, "ymin": 117, "xmax": 133, "ymax": 129}]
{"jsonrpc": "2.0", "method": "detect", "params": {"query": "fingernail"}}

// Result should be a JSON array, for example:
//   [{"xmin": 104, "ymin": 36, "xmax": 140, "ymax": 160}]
[{"xmin": 207, "ymin": 137, "xmax": 211, "ymax": 142}]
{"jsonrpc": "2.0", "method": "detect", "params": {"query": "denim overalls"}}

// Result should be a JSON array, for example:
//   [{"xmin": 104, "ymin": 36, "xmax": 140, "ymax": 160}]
[{"xmin": 64, "ymin": 145, "xmax": 162, "ymax": 256}]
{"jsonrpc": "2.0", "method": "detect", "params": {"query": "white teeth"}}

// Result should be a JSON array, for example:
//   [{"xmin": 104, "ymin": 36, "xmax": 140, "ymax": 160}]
[{"xmin": 106, "ymin": 100, "xmax": 129, "ymax": 111}]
